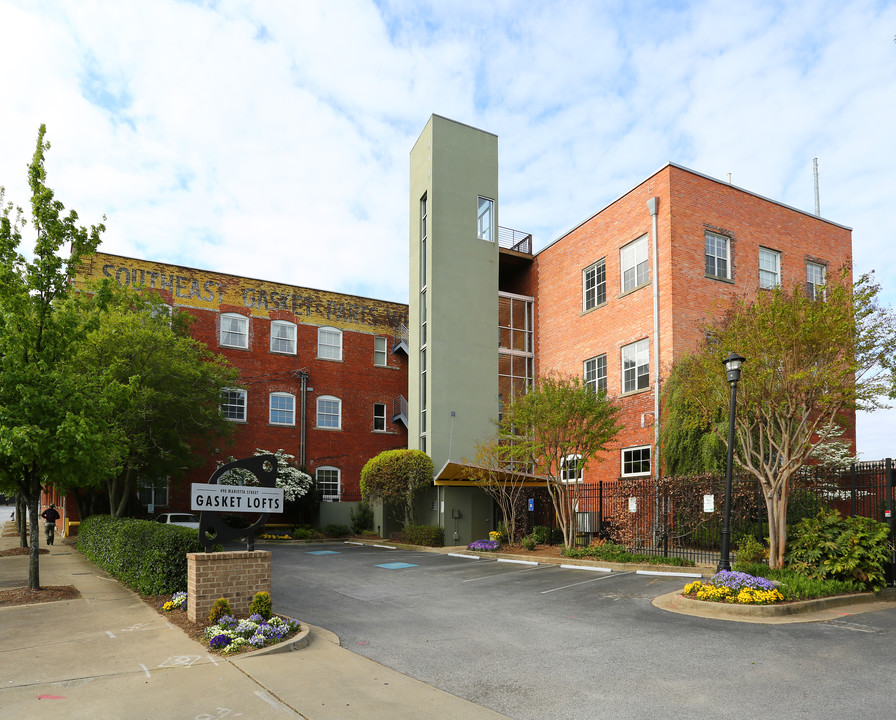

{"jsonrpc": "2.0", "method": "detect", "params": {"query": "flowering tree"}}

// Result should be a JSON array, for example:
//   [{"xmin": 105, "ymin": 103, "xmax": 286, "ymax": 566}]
[{"xmin": 219, "ymin": 449, "xmax": 312, "ymax": 501}]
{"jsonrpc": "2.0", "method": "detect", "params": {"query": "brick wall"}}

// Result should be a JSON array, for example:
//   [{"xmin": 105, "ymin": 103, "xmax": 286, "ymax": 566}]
[{"xmin": 187, "ymin": 550, "xmax": 271, "ymax": 623}]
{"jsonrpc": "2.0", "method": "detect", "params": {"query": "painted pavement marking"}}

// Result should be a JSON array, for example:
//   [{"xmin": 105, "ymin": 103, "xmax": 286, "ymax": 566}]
[
  {"xmin": 306, "ymin": 550, "xmax": 340, "ymax": 555},
  {"xmin": 541, "ymin": 571, "xmax": 632, "ymax": 594},
  {"xmin": 375, "ymin": 562, "xmax": 419, "ymax": 570}
]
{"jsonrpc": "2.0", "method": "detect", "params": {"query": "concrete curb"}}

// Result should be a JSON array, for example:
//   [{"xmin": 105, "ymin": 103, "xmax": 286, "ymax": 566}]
[{"xmin": 233, "ymin": 620, "xmax": 312, "ymax": 658}]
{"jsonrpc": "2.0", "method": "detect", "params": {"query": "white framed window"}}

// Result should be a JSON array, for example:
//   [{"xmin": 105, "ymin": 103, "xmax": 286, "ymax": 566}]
[
  {"xmin": 620, "ymin": 235, "xmax": 649, "ymax": 293},
  {"xmin": 622, "ymin": 339, "xmax": 650, "ymax": 393},
  {"xmin": 316, "ymin": 466, "xmax": 340, "ymax": 502},
  {"xmin": 317, "ymin": 395, "xmax": 342, "ymax": 429},
  {"xmin": 561, "ymin": 455, "xmax": 583, "ymax": 483},
  {"xmin": 374, "ymin": 336, "xmax": 387, "ymax": 367},
  {"xmin": 138, "ymin": 479, "xmax": 169, "ymax": 508},
  {"xmin": 583, "ymin": 259, "xmax": 606, "ymax": 311},
  {"xmin": 622, "ymin": 446, "xmax": 651, "ymax": 477},
  {"xmin": 584, "ymin": 354, "xmax": 607, "ymax": 393},
  {"xmin": 318, "ymin": 326, "xmax": 342, "ymax": 360},
  {"xmin": 373, "ymin": 403, "xmax": 387, "ymax": 431},
  {"xmin": 221, "ymin": 389, "xmax": 247, "ymax": 421},
  {"xmin": 759, "ymin": 247, "xmax": 781, "ymax": 289},
  {"xmin": 270, "ymin": 321, "xmax": 297, "ymax": 354},
  {"xmin": 269, "ymin": 392, "xmax": 295, "ymax": 426},
  {"xmin": 477, "ymin": 196, "xmax": 494, "ymax": 242},
  {"xmin": 421, "ymin": 193, "xmax": 428, "ymax": 290},
  {"xmin": 806, "ymin": 261, "xmax": 826, "ymax": 300},
  {"xmin": 220, "ymin": 313, "xmax": 248, "ymax": 349},
  {"xmin": 705, "ymin": 231, "xmax": 730, "ymax": 279}
]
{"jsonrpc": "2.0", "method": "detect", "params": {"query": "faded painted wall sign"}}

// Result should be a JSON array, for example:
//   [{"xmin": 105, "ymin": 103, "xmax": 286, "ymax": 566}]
[{"xmin": 75, "ymin": 252, "xmax": 409, "ymax": 333}]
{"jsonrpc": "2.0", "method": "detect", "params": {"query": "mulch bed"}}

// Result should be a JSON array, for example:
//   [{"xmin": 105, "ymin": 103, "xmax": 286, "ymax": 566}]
[
  {"xmin": 0, "ymin": 547, "xmax": 49, "ymax": 556},
  {"xmin": 142, "ymin": 594, "xmax": 208, "ymax": 642},
  {"xmin": 0, "ymin": 585, "xmax": 81, "ymax": 606}
]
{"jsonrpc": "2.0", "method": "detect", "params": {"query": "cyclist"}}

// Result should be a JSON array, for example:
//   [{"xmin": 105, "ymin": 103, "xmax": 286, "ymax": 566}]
[{"xmin": 40, "ymin": 504, "xmax": 60, "ymax": 546}]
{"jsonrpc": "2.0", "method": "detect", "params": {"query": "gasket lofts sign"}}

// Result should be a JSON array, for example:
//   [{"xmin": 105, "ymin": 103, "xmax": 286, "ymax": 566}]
[{"xmin": 191, "ymin": 483, "xmax": 284, "ymax": 513}]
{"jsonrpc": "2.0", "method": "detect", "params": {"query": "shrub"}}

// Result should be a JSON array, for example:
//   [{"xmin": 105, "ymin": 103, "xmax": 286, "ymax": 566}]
[
  {"xmin": 735, "ymin": 535, "xmax": 767, "ymax": 564},
  {"xmin": 734, "ymin": 561, "xmax": 865, "ymax": 600},
  {"xmin": 209, "ymin": 597, "xmax": 233, "ymax": 624},
  {"xmin": 350, "ymin": 501, "xmax": 374, "ymax": 535},
  {"xmin": 293, "ymin": 526, "xmax": 323, "ymax": 540},
  {"xmin": 77, "ymin": 514, "xmax": 206, "ymax": 594},
  {"xmin": 396, "ymin": 524, "xmax": 444, "ymax": 547},
  {"xmin": 521, "ymin": 535, "xmax": 537, "ymax": 551},
  {"xmin": 531, "ymin": 526, "xmax": 550, "ymax": 544},
  {"xmin": 360, "ymin": 529, "xmax": 380, "ymax": 538},
  {"xmin": 561, "ymin": 544, "xmax": 695, "ymax": 567},
  {"xmin": 249, "ymin": 591, "xmax": 273, "ymax": 620},
  {"xmin": 786, "ymin": 509, "xmax": 891, "ymax": 590},
  {"xmin": 324, "ymin": 523, "xmax": 351, "ymax": 538}
]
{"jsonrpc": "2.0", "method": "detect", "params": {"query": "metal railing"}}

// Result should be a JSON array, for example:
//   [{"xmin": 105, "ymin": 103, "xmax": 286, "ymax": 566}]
[
  {"xmin": 498, "ymin": 226, "xmax": 533, "ymax": 254},
  {"xmin": 392, "ymin": 395, "xmax": 408, "ymax": 426}
]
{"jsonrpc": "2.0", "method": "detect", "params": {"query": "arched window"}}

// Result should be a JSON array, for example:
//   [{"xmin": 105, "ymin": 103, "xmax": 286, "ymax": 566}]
[
  {"xmin": 271, "ymin": 321, "xmax": 297, "ymax": 354},
  {"xmin": 318, "ymin": 326, "xmax": 342, "ymax": 360},
  {"xmin": 220, "ymin": 313, "xmax": 249, "ymax": 349}
]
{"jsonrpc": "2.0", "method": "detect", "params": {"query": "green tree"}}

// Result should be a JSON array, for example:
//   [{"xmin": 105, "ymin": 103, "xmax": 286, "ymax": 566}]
[
  {"xmin": 66, "ymin": 281, "xmax": 240, "ymax": 516},
  {"xmin": 664, "ymin": 270, "xmax": 896, "ymax": 568},
  {"xmin": 465, "ymin": 436, "xmax": 529, "ymax": 545},
  {"xmin": 0, "ymin": 126, "xmax": 107, "ymax": 589},
  {"xmin": 360, "ymin": 449, "xmax": 433, "ymax": 527},
  {"xmin": 499, "ymin": 372, "xmax": 622, "ymax": 548}
]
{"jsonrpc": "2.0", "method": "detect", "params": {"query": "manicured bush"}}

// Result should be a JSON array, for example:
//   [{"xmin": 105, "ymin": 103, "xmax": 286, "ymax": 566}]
[
  {"xmin": 249, "ymin": 591, "xmax": 272, "ymax": 620},
  {"xmin": 293, "ymin": 526, "xmax": 323, "ymax": 540},
  {"xmin": 531, "ymin": 526, "xmax": 550, "ymax": 544},
  {"xmin": 786, "ymin": 509, "xmax": 891, "ymax": 590},
  {"xmin": 77, "ymin": 514, "xmax": 206, "ymax": 594},
  {"xmin": 561, "ymin": 543, "xmax": 695, "ymax": 567},
  {"xmin": 350, "ymin": 501, "xmax": 374, "ymax": 535},
  {"xmin": 209, "ymin": 597, "xmax": 233, "ymax": 624},
  {"xmin": 735, "ymin": 535, "xmax": 767, "ymax": 564},
  {"xmin": 324, "ymin": 523, "xmax": 351, "ymax": 538},
  {"xmin": 397, "ymin": 524, "xmax": 444, "ymax": 547},
  {"xmin": 521, "ymin": 535, "xmax": 537, "ymax": 551}
]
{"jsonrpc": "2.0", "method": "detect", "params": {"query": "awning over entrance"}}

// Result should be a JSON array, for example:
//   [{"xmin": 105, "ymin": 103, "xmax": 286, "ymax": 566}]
[{"xmin": 434, "ymin": 460, "xmax": 548, "ymax": 487}]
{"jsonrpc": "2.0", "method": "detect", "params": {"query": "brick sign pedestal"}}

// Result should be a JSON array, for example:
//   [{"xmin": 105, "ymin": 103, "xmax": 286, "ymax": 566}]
[{"xmin": 186, "ymin": 550, "xmax": 272, "ymax": 623}]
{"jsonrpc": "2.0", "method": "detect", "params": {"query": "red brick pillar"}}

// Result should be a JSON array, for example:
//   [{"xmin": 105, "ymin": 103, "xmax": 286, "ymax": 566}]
[{"xmin": 186, "ymin": 551, "xmax": 272, "ymax": 623}]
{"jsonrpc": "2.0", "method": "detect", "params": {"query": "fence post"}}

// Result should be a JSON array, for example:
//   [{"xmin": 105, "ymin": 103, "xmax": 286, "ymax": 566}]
[{"xmin": 850, "ymin": 462, "xmax": 857, "ymax": 517}]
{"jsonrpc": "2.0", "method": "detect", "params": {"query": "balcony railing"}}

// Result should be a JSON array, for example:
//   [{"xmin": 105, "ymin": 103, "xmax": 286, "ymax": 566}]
[
  {"xmin": 498, "ymin": 226, "xmax": 533, "ymax": 254},
  {"xmin": 393, "ymin": 323, "xmax": 409, "ymax": 355},
  {"xmin": 392, "ymin": 395, "xmax": 408, "ymax": 427}
]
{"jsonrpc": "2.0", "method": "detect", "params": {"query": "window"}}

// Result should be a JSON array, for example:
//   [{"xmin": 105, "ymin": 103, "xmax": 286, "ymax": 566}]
[
  {"xmin": 317, "ymin": 395, "xmax": 342, "ymax": 429},
  {"xmin": 759, "ymin": 247, "xmax": 781, "ymax": 289},
  {"xmin": 138, "ymin": 479, "xmax": 168, "ymax": 508},
  {"xmin": 270, "ymin": 321, "xmax": 296, "ymax": 354},
  {"xmin": 420, "ymin": 291, "xmax": 427, "ymax": 346},
  {"xmin": 806, "ymin": 261, "xmax": 826, "ymax": 300},
  {"xmin": 622, "ymin": 339, "xmax": 650, "ymax": 393},
  {"xmin": 318, "ymin": 326, "xmax": 342, "ymax": 360},
  {"xmin": 620, "ymin": 235, "xmax": 649, "ymax": 293},
  {"xmin": 316, "ymin": 467, "xmax": 340, "ymax": 502},
  {"xmin": 269, "ymin": 392, "xmax": 295, "ymax": 425},
  {"xmin": 477, "ymin": 196, "xmax": 494, "ymax": 242},
  {"xmin": 561, "ymin": 455, "xmax": 583, "ymax": 483},
  {"xmin": 421, "ymin": 193, "xmax": 427, "ymax": 290},
  {"xmin": 584, "ymin": 354, "xmax": 607, "ymax": 393},
  {"xmin": 583, "ymin": 259, "xmax": 606, "ymax": 310},
  {"xmin": 705, "ymin": 231, "xmax": 730, "ymax": 279},
  {"xmin": 374, "ymin": 336, "xmax": 387, "ymax": 366},
  {"xmin": 220, "ymin": 313, "xmax": 248, "ymax": 349},
  {"xmin": 622, "ymin": 446, "xmax": 651, "ymax": 477},
  {"xmin": 221, "ymin": 389, "xmax": 247, "ymax": 421},
  {"xmin": 373, "ymin": 403, "xmax": 387, "ymax": 431}
]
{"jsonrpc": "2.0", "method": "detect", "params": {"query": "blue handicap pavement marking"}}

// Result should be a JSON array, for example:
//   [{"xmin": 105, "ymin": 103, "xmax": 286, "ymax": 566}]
[
  {"xmin": 307, "ymin": 550, "xmax": 341, "ymax": 555},
  {"xmin": 376, "ymin": 562, "xmax": 418, "ymax": 570}
]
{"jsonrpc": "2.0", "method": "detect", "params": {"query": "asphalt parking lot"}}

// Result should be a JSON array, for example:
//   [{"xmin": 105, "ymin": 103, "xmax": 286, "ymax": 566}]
[{"xmin": 269, "ymin": 542, "xmax": 896, "ymax": 720}]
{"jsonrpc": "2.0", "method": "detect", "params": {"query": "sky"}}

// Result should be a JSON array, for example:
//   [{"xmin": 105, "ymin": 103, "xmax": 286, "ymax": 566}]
[{"xmin": 1, "ymin": 0, "xmax": 895, "ymax": 459}]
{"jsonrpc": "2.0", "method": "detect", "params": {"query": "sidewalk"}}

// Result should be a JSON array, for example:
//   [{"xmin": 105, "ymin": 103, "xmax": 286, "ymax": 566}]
[{"xmin": 0, "ymin": 527, "xmax": 510, "ymax": 720}]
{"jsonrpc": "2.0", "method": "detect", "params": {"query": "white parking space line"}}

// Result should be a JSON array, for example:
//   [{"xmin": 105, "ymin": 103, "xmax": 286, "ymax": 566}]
[{"xmin": 541, "ymin": 571, "xmax": 631, "ymax": 594}]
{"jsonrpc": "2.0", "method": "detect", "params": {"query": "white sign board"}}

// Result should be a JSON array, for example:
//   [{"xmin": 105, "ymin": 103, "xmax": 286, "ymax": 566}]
[
  {"xmin": 191, "ymin": 483, "xmax": 284, "ymax": 513},
  {"xmin": 628, "ymin": 497, "xmax": 637, "ymax": 513},
  {"xmin": 703, "ymin": 494, "xmax": 715, "ymax": 513}
]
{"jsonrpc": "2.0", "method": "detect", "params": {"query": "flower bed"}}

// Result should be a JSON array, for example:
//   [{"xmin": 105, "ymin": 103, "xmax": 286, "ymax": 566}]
[
  {"xmin": 468, "ymin": 539, "xmax": 499, "ymax": 552},
  {"xmin": 683, "ymin": 571, "xmax": 784, "ymax": 605}
]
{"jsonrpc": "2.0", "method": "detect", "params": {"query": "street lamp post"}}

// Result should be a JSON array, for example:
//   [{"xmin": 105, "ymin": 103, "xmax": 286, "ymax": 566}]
[{"xmin": 717, "ymin": 351, "xmax": 745, "ymax": 573}]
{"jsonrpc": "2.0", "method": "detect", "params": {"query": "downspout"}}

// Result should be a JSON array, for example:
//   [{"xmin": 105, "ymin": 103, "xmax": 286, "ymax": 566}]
[
  {"xmin": 647, "ymin": 196, "xmax": 661, "ymax": 481},
  {"xmin": 298, "ymin": 370, "xmax": 309, "ymax": 467}
]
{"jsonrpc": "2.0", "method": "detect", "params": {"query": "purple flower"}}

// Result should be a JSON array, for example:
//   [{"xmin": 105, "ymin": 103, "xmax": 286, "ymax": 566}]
[
  {"xmin": 467, "ymin": 539, "xmax": 499, "ymax": 551},
  {"xmin": 709, "ymin": 570, "xmax": 777, "ymax": 592},
  {"xmin": 209, "ymin": 634, "xmax": 232, "ymax": 650}
]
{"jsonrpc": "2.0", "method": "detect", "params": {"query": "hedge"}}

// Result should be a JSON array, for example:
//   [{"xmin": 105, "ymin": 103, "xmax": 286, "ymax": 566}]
[{"xmin": 77, "ymin": 515, "xmax": 206, "ymax": 595}]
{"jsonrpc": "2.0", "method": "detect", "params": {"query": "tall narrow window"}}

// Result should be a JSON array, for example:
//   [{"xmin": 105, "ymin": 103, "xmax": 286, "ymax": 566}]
[
  {"xmin": 269, "ymin": 393, "xmax": 295, "ymax": 426},
  {"xmin": 374, "ymin": 336, "xmax": 387, "ymax": 366},
  {"xmin": 270, "ymin": 321, "xmax": 297, "ymax": 354},
  {"xmin": 622, "ymin": 339, "xmax": 650, "ymax": 393},
  {"xmin": 583, "ymin": 259, "xmax": 606, "ymax": 310},
  {"xmin": 318, "ymin": 327, "xmax": 342, "ymax": 360},
  {"xmin": 420, "ymin": 290, "xmax": 427, "ymax": 346},
  {"xmin": 759, "ymin": 248, "xmax": 781, "ymax": 289},
  {"xmin": 477, "ymin": 196, "xmax": 494, "ymax": 242},
  {"xmin": 705, "ymin": 231, "xmax": 730, "ymax": 279},
  {"xmin": 316, "ymin": 467, "xmax": 340, "ymax": 502},
  {"xmin": 373, "ymin": 403, "xmax": 387, "ymax": 431},
  {"xmin": 420, "ymin": 193, "xmax": 427, "ymax": 290},
  {"xmin": 620, "ymin": 236, "xmax": 649, "ymax": 293},
  {"xmin": 806, "ymin": 261, "xmax": 826, "ymax": 300},
  {"xmin": 622, "ymin": 446, "xmax": 651, "ymax": 476},
  {"xmin": 316, "ymin": 396, "xmax": 342, "ymax": 429},
  {"xmin": 221, "ymin": 389, "xmax": 247, "ymax": 421},
  {"xmin": 220, "ymin": 313, "xmax": 248, "ymax": 349},
  {"xmin": 584, "ymin": 355, "xmax": 607, "ymax": 393}
]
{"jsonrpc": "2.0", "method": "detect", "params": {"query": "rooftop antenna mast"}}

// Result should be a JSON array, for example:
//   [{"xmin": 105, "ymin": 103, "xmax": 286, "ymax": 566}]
[{"xmin": 813, "ymin": 158, "xmax": 820, "ymax": 216}]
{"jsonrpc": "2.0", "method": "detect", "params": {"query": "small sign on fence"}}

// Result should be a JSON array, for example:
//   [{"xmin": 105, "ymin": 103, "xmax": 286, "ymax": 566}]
[
  {"xmin": 703, "ymin": 494, "xmax": 715, "ymax": 513},
  {"xmin": 628, "ymin": 497, "xmax": 637, "ymax": 513}
]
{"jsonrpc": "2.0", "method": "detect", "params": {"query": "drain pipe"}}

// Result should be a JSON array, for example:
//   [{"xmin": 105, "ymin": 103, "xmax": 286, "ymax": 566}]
[
  {"xmin": 647, "ymin": 197, "xmax": 661, "ymax": 481},
  {"xmin": 298, "ymin": 370, "xmax": 309, "ymax": 467}
]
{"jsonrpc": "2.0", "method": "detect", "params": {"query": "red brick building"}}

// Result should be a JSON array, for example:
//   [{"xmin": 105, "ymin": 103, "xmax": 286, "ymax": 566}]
[{"xmin": 68, "ymin": 253, "xmax": 409, "ymax": 525}]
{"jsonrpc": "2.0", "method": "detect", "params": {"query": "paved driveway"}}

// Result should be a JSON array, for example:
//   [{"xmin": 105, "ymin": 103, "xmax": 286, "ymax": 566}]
[{"xmin": 270, "ymin": 542, "xmax": 896, "ymax": 720}]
